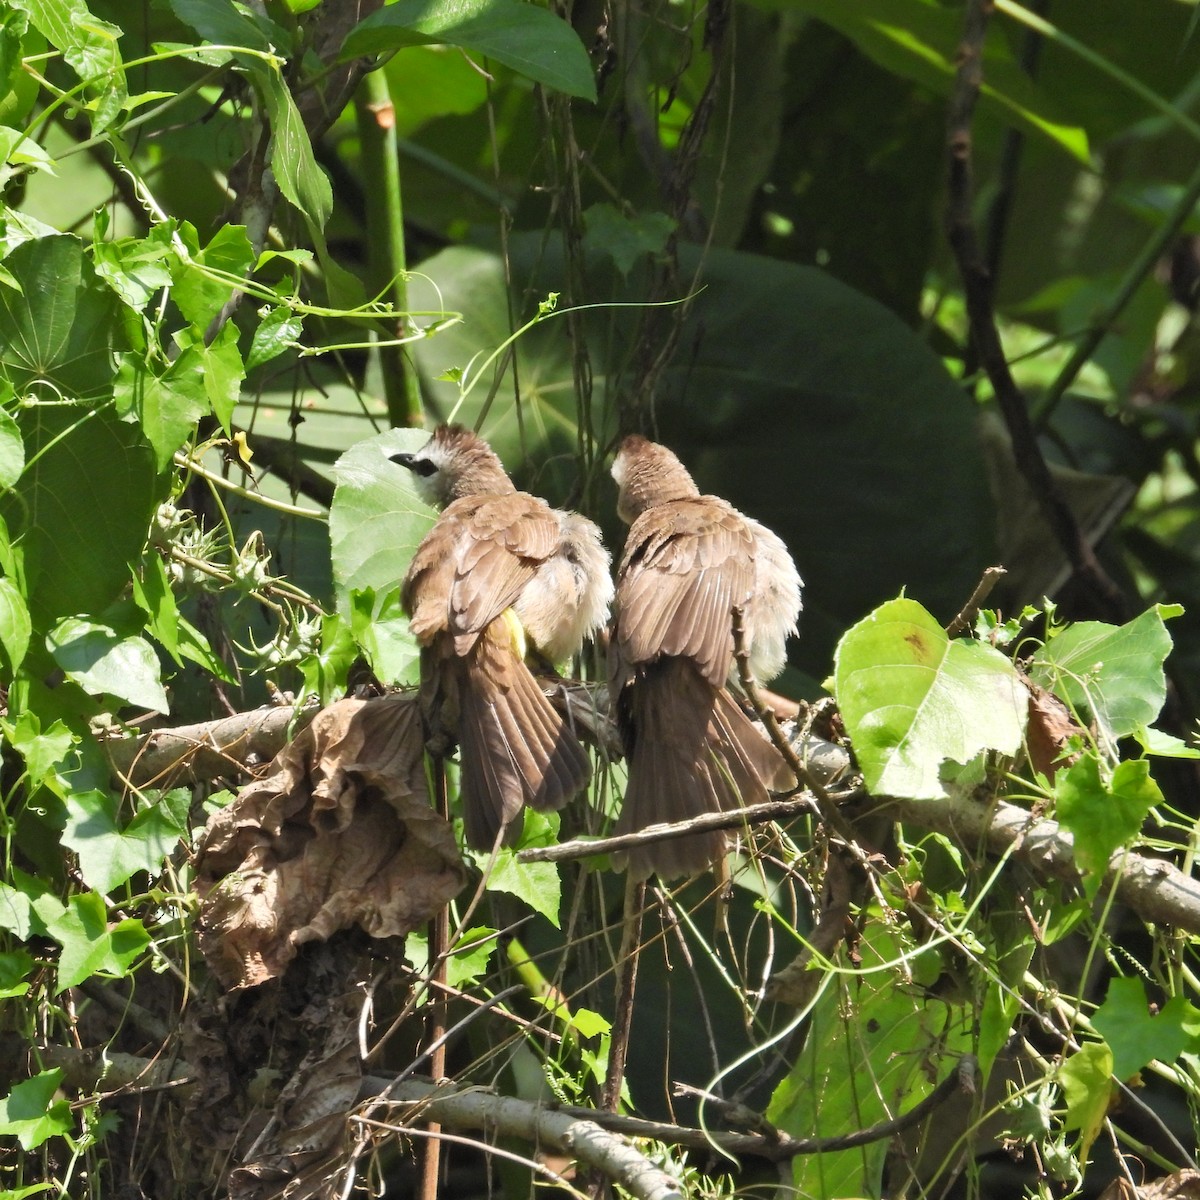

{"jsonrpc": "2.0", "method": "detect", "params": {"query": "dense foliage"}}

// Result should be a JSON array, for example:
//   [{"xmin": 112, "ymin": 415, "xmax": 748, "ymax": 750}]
[{"xmin": 3, "ymin": 1, "xmax": 1200, "ymax": 1198}]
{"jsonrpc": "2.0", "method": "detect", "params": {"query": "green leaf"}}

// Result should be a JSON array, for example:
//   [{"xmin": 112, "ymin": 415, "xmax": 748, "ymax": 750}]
[
  {"xmin": 11, "ymin": 0, "xmax": 126, "ymax": 134},
  {"xmin": 1, "ymin": 402, "xmax": 158, "ymax": 630},
  {"xmin": 114, "ymin": 350, "xmax": 210, "ymax": 472},
  {"xmin": 768, "ymin": 919, "xmax": 973, "ymax": 1196},
  {"xmin": 582, "ymin": 205, "xmax": 676, "ymax": 276},
  {"xmin": 168, "ymin": 0, "xmax": 278, "ymax": 52},
  {"xmin": 48, "ymin": 617, "xmax": 170, "ymax": 714},
  {"xmin": 0, "ymin": 238, "xmax": 157, "ymax": 629},
  {"xmin": 171, "ymin": 324, "xmax": 244, "ymax": 432},
  {"xmin": 247, "ymin": 304, "xmax": 303, "ymax": 371},
  {"xmin": 750, "ymin": 0, "xmax": 1087, "ymax": 163},
  {"xmin": 61, "ymin": 789, "xmax": 189, "ymax": 894},
  {"xmin": 1059, "ymin": 1040, "xmax": 1113, "ymax": 1157},
  {"xmin": 469, "ymin": 810, "xmax": 562, "ymax": 927},
  {"xmin": 409, "ymin": 926, "xmax": 499, "ymax": 988},
  {"xmin": 0, "ymin": 398, "xmax": 23, "ymax": 487},
  {"xmin": 0, "ymin": 880, "xmax": 36, "ymax": 938},
  {"xmin": 259, "ymin": 66, "xmax": 334, "ymax": 230},
  {"xmin": 342, "ymin": 0, "xmax": 597, "ymax": 102},
  {"xmin": 1030, "ymin": 605, "xmax": 1180, "ymax": 743},
  {"xmin": 0, "ymin": 948, "xmax": 33, "ymax": 998},
  {"xmin": 44, "ymin": 890, "xmax": 151, "ymax": 991},
  {"xmin": 0, "ymin": 1069, "xmax": 72, "ymax": 1151},
  {"xmin": 1092, "ymin": 977, "xmax": 1196, "ymax": 1081},
  {"xmin": 2, "ymin": 711, "xmax": 75, "ymax": 793},
  {"xmin": 330, "ymin": 429, "xmax": 436, "ymax": 685},
  {"xmin": 0, "ymin": 575, "xmax": 30, "ymax": 672},
  {"xmin": 169, "ymin": 223, "xmax": 255, "ymax": 331},
  {"xmin": 833, "ymin": 597, "xmax": 1027, "ymax": 799},
  {"xmin": 0, "ymin": 234, "xmax": 121, "ymax": 397},
  {"xmin": 568, "ymin": 1007, "xmax": 611, "ymax": 1039},
  {"xmin": 1132, "ymin": 726, "xmax": 1200, "ymax": 759},
  {"xmin": 91, "ymin": 228, "xmax": 174, "ymax": 310},
  {"xmin": 1055, "ymin": 755, "xmax": 1162, "ymax": 896}
]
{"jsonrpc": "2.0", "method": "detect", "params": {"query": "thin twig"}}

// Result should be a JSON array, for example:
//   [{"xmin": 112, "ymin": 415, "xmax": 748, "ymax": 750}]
[
  {"xmin": 601, "ymin": 876, "xmax": 645, "ymax": 1115},
  {"xmin": 944, "ymin": 565, "xmax": 1007, "ymax": 638},
  {"xmin": 515, "ymin": 796, "xmax": 822, "ymax": 864}
]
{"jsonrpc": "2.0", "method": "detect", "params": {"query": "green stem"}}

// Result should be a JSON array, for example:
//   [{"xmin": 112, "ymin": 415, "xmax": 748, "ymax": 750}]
[
  {"xmin": 1032, "ymin": 154, "xmax": 1200, "ymax": 427},
  {"xmin": 355, "ymin": 69, "xmax": 423, "ymax": 428}
]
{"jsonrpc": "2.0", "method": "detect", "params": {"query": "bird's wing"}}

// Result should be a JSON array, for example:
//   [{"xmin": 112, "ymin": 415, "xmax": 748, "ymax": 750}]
[
  {"xmin": 404, "ymin": 493, "xmax": 563, "ymax": 651},
  {"xmin": 615, "ymin": 497, "xmax": 754, "ymax": 687}
]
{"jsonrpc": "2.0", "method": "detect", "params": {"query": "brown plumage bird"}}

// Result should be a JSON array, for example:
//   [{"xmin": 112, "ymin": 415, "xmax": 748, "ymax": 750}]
[
  {"xmin": 392, "ymin": 425, "xmax": 612, "ymax": 850},
  {"xmin": 609, "ymin": 435, "xmax": 803, "ymax": 879}
]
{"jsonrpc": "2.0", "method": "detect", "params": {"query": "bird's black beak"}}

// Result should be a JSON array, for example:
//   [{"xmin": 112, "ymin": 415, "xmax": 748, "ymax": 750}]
[{"xmin": 390, "ymin": 451, "xmax": 416, "ymax": 470}]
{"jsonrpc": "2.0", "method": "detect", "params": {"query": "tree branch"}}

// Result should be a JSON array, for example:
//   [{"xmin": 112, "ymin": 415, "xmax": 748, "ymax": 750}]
[{"xmin": 103, "ymin": 699, "xmax": 320, "ymax": 789}]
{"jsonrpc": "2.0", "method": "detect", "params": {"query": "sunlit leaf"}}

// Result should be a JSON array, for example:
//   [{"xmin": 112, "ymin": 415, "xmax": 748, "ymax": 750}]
[
  {"xmin": 1055, "ymin": 753, "xmax": 1161, "ymax": 895},
  {"xmin": 833, "ymin": 597, "xmax": 1027, "ymax": 799},
  {"xmin": 0, "ymin": 1069, "xmax": 72, "ymax": 1150},
  {"xmin": 44, "ymin": 890, "xmax": 150, "ymax": 991},
  {"xmin": 468, "ymin": 810, "xmax": 562, "ymax": 927},
  {"xmin": 61, "ymin": 788, "xmax": 189, "ymax": 894},
  {"xmin": 0, "ymin": 576, "xmax": 30, "ymax": 672},
  {"xmin": 1059, "ymin": 1040, "xmax": 1113, "ymax": 1159},
  {"xmin": 48, "ymin": 617, "xmax": 170, "ymax": 713},
  {"xmin": 1030, "ymin": 605, "xmax": 1180, "ymax": 743},
  {"xmin": 1092, "ymin": 977, "xmax": 1197, "ymax": 1081},
  {"xmin": 330, "ymin": 428, "xmax": 436, "ymax": 685}
]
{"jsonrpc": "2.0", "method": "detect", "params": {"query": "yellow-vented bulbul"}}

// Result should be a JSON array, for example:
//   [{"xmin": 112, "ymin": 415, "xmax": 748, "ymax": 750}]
[
  {"xmin": 393, "ymin": 425, "xmax": 612, "ymax": 850},
  {"xmin": 610, "ymin": 435, "xmax": 803, "ymax": 879}
]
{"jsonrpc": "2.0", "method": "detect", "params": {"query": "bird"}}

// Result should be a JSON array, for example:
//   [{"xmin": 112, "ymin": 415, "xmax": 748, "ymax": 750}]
[
  {"xmin": 609, "ymin": 434, "xmax": 803, "ymax": 879},
  {"xmin": 391, "ymin": 424, "xmax": 613, "ymax": 850}
]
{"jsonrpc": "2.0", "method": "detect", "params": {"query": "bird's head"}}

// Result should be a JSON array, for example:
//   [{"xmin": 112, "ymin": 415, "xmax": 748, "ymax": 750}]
[{"xmin": 390, "ymin": 424, "xmax": 514, "ymax": 507}]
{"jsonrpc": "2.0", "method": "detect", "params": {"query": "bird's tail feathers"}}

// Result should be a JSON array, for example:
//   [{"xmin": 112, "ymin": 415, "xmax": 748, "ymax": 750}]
[
  {"xmin": 615, "ymin": 658, "xmax": 792, "ymax": 880},
  {"xmin": 452, "ymin": 620, "xmax": 590, "ymax": 850}
]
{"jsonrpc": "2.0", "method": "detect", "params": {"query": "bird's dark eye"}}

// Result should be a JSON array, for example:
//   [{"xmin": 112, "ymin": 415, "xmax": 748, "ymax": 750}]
[{"xmin": 411, "ymin": 458, "xmax": 438, "ymax": 477}]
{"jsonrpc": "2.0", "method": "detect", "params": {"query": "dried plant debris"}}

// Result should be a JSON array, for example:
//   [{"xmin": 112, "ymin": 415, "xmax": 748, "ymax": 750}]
[{"xmin": 196, "ymin": 693, "xmax": 466, "ymax": 990}]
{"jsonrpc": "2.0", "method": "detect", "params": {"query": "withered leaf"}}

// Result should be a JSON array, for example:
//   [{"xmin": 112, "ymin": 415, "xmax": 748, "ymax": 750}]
[{"xmin": 196, "ymin": 693, "xmax": 466, "ymax": 990}]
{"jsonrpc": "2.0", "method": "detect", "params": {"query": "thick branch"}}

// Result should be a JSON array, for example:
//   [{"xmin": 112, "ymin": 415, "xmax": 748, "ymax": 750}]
[
  {"xmin": 879, "ymin": 790, "xmax": 1200, "ymax": 935},
  {"xmin": 103, "ymin": 699, "xmax": 319, "ymax": 789}
]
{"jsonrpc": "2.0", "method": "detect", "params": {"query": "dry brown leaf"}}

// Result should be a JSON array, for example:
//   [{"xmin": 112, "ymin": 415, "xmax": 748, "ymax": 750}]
[
  {"xmin": 1024, "ymin": 680, "xmax": 1082, "ymax": 781},
  {"xmin": 195, "ymin": 693, "xmax": 466, "ymax": 990}
]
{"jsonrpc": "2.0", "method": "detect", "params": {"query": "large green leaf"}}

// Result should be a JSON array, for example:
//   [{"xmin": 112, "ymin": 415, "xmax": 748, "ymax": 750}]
[
  {"xmin": 329, "ymin": 427, "xmax": 438, "ymax": 685},
  {"xmin": 0, "ymin": 1069, "xmax": 72, "ymax": 1151},
  {"xmin": 768, "ymin": 919, "xmax": 973, "ymax": 1196},
  {"xmin": 342, "ymin": 0, "xmax": 597, "ymax": 102},
  {"xmin": 37, "ymin": 889, "xmax": 150, "ymax": 991},
  {"xmin": 1092, "ymin": 977, "xmax": 1200, "ymax": 1083},
  {"xmin": 407, "ymin": 240, "xmax": 998, "ymax": 677},
  {"xmin": 834, "ymin": 597, "xmax": 1027, "ymax": 799},
  {"xmin": 1, "ymin": 403, "xmax": 158, "ymax": 629},
  {"xmin": 0, "ymin": 235, "xmax": 121, "ymax": 398},
  {"xmin": 1029, "ymin": 605, "xmax": 1178, "ymax": 743},
  {"xmin": 47, "ymin": 617, "xmax": 170, "ymax": 713},
  {"xmin": 748, "ymin": 0, "xmax": 1088, "ymax": 161}
]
